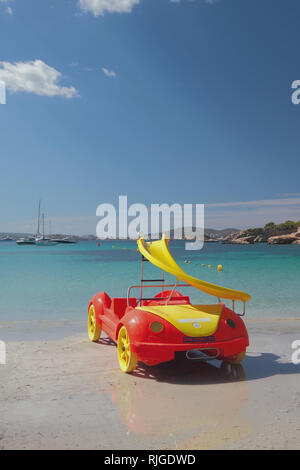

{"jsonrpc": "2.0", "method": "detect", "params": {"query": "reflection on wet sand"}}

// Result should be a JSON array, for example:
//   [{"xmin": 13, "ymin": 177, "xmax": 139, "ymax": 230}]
[{"xmin": 110, "ymin": 357, "xmax": 251, "ymax": 449}]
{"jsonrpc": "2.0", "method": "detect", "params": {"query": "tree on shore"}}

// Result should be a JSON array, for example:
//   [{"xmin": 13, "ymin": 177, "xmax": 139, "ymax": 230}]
[{"xmin": 264, "ymin": 222, "xmax": 276, "ymax": 231}]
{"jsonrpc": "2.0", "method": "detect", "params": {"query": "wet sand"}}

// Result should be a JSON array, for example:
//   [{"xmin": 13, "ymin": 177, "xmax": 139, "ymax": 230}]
[{"xmin": 0, "ymin": 319, "xmax": 299, "ymax": 450}]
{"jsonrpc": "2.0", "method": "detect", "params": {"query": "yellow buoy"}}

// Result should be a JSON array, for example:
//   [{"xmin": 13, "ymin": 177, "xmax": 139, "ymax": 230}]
[
  {"xmin": 218, "ymin": 265, "xmax": 223, "ymax": 272},
  {"xmin": 208, "ymin": 265, "xmax": 212, "ymax": 268}
]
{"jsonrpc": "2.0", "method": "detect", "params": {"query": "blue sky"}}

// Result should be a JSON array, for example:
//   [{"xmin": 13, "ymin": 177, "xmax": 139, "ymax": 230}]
[{"xmin": 0, "ymin": 0, "xmax": 300, "ymax": 234}]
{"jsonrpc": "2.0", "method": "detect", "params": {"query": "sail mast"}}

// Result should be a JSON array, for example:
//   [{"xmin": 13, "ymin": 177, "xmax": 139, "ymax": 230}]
[{"xmin": 36, "ymin": 200, "xmax": 41, "ymax": 237}]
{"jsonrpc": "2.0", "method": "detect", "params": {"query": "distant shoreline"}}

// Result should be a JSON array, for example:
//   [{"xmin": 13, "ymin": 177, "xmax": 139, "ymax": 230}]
[{"xmin": 0, "ymin": 227, "xmax": 239, "ymax": 242}]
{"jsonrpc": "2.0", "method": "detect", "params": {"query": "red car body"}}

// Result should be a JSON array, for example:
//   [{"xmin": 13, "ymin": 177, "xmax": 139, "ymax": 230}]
[{"xmin": 89, "ymin": 289, "xmax": 249, "ymax": 367}]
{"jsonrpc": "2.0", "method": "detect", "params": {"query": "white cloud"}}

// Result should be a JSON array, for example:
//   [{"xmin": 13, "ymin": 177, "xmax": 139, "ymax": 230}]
[
  {"xmin": 1, "ymin": 0, "xmax": 216, "ymax": 17},
  {"xmin": 205, "ymin": 196, "xmax": 300, "ymax": 229},
  {"xmin": 207, "ymin": 197, "xmax": 300, "ymax": 209},
  {"xmin": 102, "ymin": 67, "xmax": 116, "ymax": 78},
  {"xmin": 0, "ymin": 0, "xmax": 13, "ymax": 15},
  {"xmin": 78, "ymin": 0, "xmax": 140, "ymax": 16},
  {"xmin": 0, "ymin": 60, "xmax": 79, "ymax": 99}
]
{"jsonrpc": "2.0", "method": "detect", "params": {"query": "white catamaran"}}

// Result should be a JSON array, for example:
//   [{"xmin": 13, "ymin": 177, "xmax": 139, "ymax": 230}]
[
  {"xmin": 17, "ymin": 201, "xmax": 70, "ymax": 246},
  {"xmin": 35, "ymin": 211, "xmax": 57, "ymax": 246}
]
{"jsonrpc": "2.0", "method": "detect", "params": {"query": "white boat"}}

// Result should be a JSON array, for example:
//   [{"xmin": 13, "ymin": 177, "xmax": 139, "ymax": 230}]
[
  {"xmin": 51, "ymin": 237, "xmax": 77, "ymax": 244},
  {"xmin": 36, "ymin": 238, "xmax": 57, "ymax": 246},
  {"xmin": 15, "ymin": 201, "xmax": 58, "ymax": 247},
  {"xmin": 35, "ymin": 211, "xmax": 57, "ymax": 247},
  {"xmin": 16, "ymin": 237, "xmax": 36, "ymax": 246}
]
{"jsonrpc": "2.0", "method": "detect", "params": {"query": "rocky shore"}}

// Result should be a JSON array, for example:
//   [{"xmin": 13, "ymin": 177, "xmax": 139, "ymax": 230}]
[{"xmin": 222, "ymin": 221, "xmax": 300, "ymax": 245}]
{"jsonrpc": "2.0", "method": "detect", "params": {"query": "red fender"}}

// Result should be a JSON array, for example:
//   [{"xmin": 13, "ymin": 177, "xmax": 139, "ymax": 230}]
[{"xmin": 89, "ymin": 292, "xmax": 111, "ymax": 325}]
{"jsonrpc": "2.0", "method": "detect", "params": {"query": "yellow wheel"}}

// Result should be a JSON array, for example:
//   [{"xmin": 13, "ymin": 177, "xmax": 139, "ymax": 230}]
[
  {"xmin": 117, "ymin": 326, "xmax": 138, "ymax": 373},
  {"xmin": 227, "ymin": 350, "xmax": 246, "ymax": 364},
  {"xmin": 88, "ymin": 305, "xmax": 101, "ymax": 342}
]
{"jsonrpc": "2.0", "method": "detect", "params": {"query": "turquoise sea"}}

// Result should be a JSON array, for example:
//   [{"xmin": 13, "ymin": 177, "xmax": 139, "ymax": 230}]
[{"xmin": 0, "ymin": 240, "xmax": 300, "ymax": 321}]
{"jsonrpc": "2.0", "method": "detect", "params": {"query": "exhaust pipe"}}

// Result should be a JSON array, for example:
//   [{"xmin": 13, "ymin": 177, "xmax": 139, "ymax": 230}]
[{"xmin": 186, "ymin": 347, "xmax": 220, "ymax": 361}]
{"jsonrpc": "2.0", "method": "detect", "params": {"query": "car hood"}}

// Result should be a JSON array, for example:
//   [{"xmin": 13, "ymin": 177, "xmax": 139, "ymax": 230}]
[{"xmin": 137, "ymin": 304, "xmax": 223, "ymax": 337}]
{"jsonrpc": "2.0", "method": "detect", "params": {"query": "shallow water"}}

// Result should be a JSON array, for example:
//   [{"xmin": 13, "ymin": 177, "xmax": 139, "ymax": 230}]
[{"xmin": 0, "ymin": 240, "xmax": 299, "ymax": 320}]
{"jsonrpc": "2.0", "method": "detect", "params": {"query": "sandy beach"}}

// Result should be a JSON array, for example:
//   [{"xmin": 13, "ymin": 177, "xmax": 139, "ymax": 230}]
[{"xmin": 0, "ymin": 319, "xmax": 299, "ymax": 450}]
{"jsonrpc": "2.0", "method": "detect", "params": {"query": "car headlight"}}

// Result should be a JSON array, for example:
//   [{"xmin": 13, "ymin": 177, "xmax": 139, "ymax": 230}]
[
  {"xmin": 226, "ymin": 318, "xmax": 236, "ymax": 329},
  {"xmin": 150, "ymin": 321, "xmax": 164, "ymax": 333}
]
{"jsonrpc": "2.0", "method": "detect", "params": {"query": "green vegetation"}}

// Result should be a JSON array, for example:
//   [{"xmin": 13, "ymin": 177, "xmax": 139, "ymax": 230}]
[
  {"xmin": 264, "ymin": 222, "xmax": 276, "ymax": 230},
  {"xmin": 264, "ymin": 220, "xmax": 300, "ymax": 232}
]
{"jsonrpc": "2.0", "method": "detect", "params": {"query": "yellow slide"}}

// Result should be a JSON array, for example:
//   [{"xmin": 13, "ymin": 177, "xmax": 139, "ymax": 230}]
[{"xmin": 137, "ymin": 235, "xmax": 251, "ymax": 302}]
